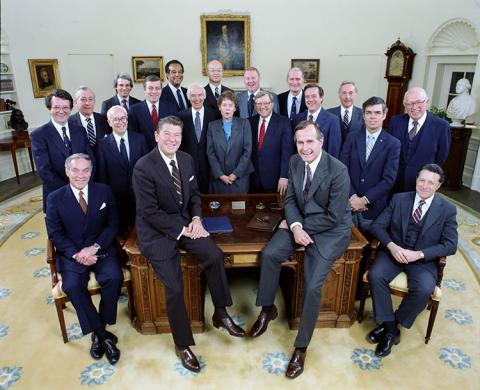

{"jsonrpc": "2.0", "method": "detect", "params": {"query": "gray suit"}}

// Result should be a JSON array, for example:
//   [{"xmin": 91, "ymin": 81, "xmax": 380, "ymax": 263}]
[
  {"xmin": 237, "ymin": 90, "xmax": 280, "ymax": 118},
  {"xmin": 256, "ymin": 152, "xmax": 352, "ymax": 347},
  {"xmin": 207, "ymin": 117, "xmax": 254, "ymax": 194}
]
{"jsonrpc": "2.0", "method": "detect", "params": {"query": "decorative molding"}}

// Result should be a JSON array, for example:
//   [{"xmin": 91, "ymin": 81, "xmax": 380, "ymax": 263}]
[{"xmin": 428, "ymin": 18, "xmax": 479, "ymax": 53}]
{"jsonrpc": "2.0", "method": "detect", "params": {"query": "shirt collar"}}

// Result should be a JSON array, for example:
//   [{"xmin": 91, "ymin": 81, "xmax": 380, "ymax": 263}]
[
  {"xmin": 366, "ymin": 128, "xmax": 382, "ymax": 140},
  {"xmin": 191, "ymin": 106, "xmax": 204, "ymax": 116},
  {"xmin": 414, "ymin": 192, "xmax": 434, "ymax": 210},
  {"xmin": 112, "ymin": 131, "xmax": 128, "ymax": 145},
  {"xmin": 158, "ymin": 148, "xmax": 177, "ymax": 168},
  {"xmin": 306, "ymin": 151, "xmax": 322, "ymax": 176},
  {"xmin": 70, "ymin": 184, "xmax": 88, "ymax": 202},
  {"xmin": 408, "ymin": 112, "xmax": 427, "ymax": 130}
]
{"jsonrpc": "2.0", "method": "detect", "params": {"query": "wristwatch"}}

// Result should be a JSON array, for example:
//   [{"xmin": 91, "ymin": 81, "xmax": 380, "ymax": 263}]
[
  {"xmin": 93, "ymin": 243, "xmax": 101, "ymax": 251},
  {"xmin": 419, "ymin": 251, "xmax": 425, "ymax": 259},
  {"xmin": 192, "ymin": 216, "xmax": 201, "ymax": 222}
]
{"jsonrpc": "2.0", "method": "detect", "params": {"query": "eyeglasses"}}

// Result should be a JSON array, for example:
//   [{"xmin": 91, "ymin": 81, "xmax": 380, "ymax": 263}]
[
  {"xmin": 111, "ymin": 117, "xmax": 127, "ymax": 123},
  {"xmin": 255, "ymin": 101, "xmax": 273, "ymax": 106},
  {"xmin": 51, "ymin": 106, "xmax": 71, "ymax": 112},
  {"xmin": 79, "ymin": 98, "xmax": 95, "ymax": 103},
  {"xmin": 146, "ymin": 87, "xmax": 162, "ymax": 92},
  {"xmin": 405, "ymin": 99, "xmax": 427, "ymax": 108}
]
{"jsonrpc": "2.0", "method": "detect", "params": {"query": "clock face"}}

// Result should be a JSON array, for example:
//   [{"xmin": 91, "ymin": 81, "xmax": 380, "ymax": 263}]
[{"xmin": 388, "ymin": 50, "xmax": 405, "ymax": 77}]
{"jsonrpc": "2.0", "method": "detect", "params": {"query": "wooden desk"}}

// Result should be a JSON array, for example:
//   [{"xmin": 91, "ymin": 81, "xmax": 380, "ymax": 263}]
[
  {"xmin": 0, "ymin": 131, "xmax": 35, "ymax": 184},
  {"xmin": 124, "ymin": 194, "xmax": 368, "ymax": 334}
]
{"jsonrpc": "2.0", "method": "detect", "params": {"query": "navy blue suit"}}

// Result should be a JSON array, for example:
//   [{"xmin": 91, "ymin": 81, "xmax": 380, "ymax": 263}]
[
  {"xmin": 128, "ymin": 100, "xmax": 178, "ymax": 150},
  {"xmin": 327, "ymin": 105, "xmax": 365, "ymax": 144},
  {"xmin": 46, "ymin": 182, "xmax": 123, "ymax": 335},
  {"xmin": 69, "ymin": 112, "xmax": 112, "ymax": 148},
  {"xmin": 204, "ymin": 84, "xmax": 233, "ymax": 118},
  {"xmin": 249, "ymin": 113, "xmax": 293, "ymax": 192},
  {"xmin": 340, "ymin": 129, "xmax": 400, "ymax": 222},
  {"xmin": 31, "ymin": 121, "xmax": 95, "ymax": 211},
  {"xmin": 278, "ymin": 91, "xmax": 307, "ymax": 119},
  {"xmin": 100, "ymin": 95, "xmax": 141, "ymax": 115},
  {"xmin": 294, "ymin": 108, "xmax": 342, "ymax": 158},
  {"xmin": 96, "ymin": 131, "xmax": 149, "ymax": 231},
  {"xmin": 160, "ymin": 85, "xmax": 191, "ymax": 112},
  {"xmin": 369, "ymin": 192, "xmax": 457, "ymax": 328},
  {"xmin": 388, "ymin": 112, "xmax": 451, "ymax": 192}
]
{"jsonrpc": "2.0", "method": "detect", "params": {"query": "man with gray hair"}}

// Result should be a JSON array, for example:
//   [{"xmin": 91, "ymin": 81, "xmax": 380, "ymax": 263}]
[
  {"xmin": 101, "ymin": 72, "xmax": 141, "ymax": 115},
  {"xmin": 278, "ymin": 67, "xmax": 307, "ymax": 123},
  {"xmin": 327, "ymin": 80, "xmax": 365, "ymax": 144},
  {"xmin": 179, "ymin": 83, "xmax": 217, "ymax": 193},
  {"xmin": 69, "ymin": 86, "xmax": 111, "ymax": 149},
  {"xmin": 388, "ymin": 87, "xmax": 451, "ymax": 192}
]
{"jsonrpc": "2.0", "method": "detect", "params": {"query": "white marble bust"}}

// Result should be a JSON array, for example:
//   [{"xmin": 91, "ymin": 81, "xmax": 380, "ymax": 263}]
[{"xmin": 447, "ymin": 78, "xmax": 478, "ymax": 127}]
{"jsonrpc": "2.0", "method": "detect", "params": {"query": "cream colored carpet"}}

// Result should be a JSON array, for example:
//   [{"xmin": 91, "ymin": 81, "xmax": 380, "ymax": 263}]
[{"xmin": 0, "ymin": 212, "xmax": 479, "ymax": 390}]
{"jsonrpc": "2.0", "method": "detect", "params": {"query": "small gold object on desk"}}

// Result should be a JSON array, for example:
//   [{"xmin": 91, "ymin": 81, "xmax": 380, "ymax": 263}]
[{"xmin": 256, "ymin": 202, "xmax": 265, "ymax": 210}]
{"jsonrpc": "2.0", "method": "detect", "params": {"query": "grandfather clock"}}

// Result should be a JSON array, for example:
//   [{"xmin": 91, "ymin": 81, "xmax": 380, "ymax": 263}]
[{"xmin": 384, "ymin": 39, "xmax": 416, "ymax": 126}]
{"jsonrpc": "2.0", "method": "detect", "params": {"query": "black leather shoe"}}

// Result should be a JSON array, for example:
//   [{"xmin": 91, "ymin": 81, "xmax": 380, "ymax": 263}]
[
  {"xmin": 175, "ymin": 346, "xmax": 201, "ymax": 373},
  {"xmin": 375, "ymin": 330, "xmax": 401, "ymax": 358},
  {"xmin": 249, "ymin": 306, "xmax": 278, "ymax": 337},
  {"xmin": 102, "ymin": 339, "xmax": 121, "ymax": 365},
  {"xmin": 90, "ymin": 333, "xmax": 105, "ymax": 360},
  {"xmin": 105, "ymin": 330, "xmax": 118, "ymax": 344},
  {"xmin": 212, "ymin": 314, "xmax": 246, "ymax": 337},
  {"xmin": 285, "ymin": 349, "xmax": 306, "ymax": 379},
  {"xmin": 367, "ymin": 323, "xmax": 386, "ymax": 344}
]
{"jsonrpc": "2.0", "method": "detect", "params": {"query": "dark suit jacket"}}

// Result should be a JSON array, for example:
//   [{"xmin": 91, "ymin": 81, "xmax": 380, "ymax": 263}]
[
  {"xmin": 204, "ymin": 84, "xmax": 233, "ymax": 117},
  {"xmin": 132, "ymin": 149, "xmax": 200, "ymax": 261},
  {"xmin": 327, "ymin": 105, "xmax": 365, "ymax": 144},
  {"xmin": 237, "ymin": 90, "xmax": 280, "ymax": 118},
  {"xmin": 285, "ymin": 152, "xmax": 352, "ymax": 261},
  {"xmin": 388, "ymin": 112, "xmax": 451, "ymax": 192},
  {"xmin": 249, "ymin": 113, "xmax": 293, "ymax": 192},
  {"xmin": 179, "ymin": 107, "xmax": 217, "ymax": 193},
  {"xmin": 340, "ymin": 129, "xmax": 401, "ymax": 220},
  {"xmin": 100, "ymin": 95, "xmax": 141, "ymax": 115},
  {"xmin": 207, "ymin": 117, "xmax": 254, "ymax": 194},
  {"xmin": 371, "ymin": 192, "xmax": 457, "ymax": 263},
  {"xmin": 293, "ymin": 108, "xmax": 342, "ymax": 158},
  {"xmin": 160, "ymin": 85, "xmax": 191, "ymax": 112},
  {"xmin": 128, "ymin": 100, "xmax": 178, "ymax": 150},
  {"xmin": 278, "ymin": 90, "xmax": 307, "ymax": 119},
  {"xmin": 69, "ymin": 112, "xmax": 111, "ymax": 146},
  {"xmin": 45, "ymin": 182, "xmax": 119, "ymax": 273},
  {"xmin": 31, "ymin": 121, "xmax": 95, "ymax": 211}
]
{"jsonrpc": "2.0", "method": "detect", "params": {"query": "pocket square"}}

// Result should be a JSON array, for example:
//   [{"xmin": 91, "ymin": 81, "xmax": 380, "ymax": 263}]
[
  {"xmin": 189, "ymin": 175, "xmax": 195, "ymax": 182},
  {"xmin": 99, "ymin": 202, "xmax": 106, "ymax": 210}
]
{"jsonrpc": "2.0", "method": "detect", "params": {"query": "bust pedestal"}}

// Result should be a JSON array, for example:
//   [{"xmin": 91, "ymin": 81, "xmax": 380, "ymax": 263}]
[{"xmin": 443, "ymin": 126, "xmax": 472, "ymax": 190}]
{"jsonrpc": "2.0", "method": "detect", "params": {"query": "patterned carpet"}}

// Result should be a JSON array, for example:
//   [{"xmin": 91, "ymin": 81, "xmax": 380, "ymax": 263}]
[{"xmin": 0, "ymin": 192, "xmax": 479, "ymax": 389}]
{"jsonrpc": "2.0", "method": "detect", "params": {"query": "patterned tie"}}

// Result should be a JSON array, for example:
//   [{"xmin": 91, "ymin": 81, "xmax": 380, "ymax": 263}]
[
  {"xmin": 119, "ymin": 138, "xmax": 130, "ymax": 167},
  {"xmin": 170, "ymin": 160, "xmax": 183, "ymax": 205},
  {"xmin": 343, "ymin": 109, "xmax": 350, "ymax": 131},
  {"xmin": 151, "ymin": 104, "xmax": 158, "ymax": 129},
  {"xmin": 409, "ymin": 120, "xmax": 419, "ymax": 140},
  {"xmin": 413, "ymin": 199, "xmax": 426, "ymax": 224},
  {"xmin": 194, "ymin": 111, "xmax": 202, "ymax": 142},
  {"xmin": 214, "ymin": 87, "xmax": 219, "ymax": 100},
  {"xmin": 79, "ymin": 190, "xmax": 88, "ymax": 214},
  {"xmin": 122, "ymin": 99, "xmax": 128, "ymax": 110},
  {"xmin": 85, "ymin": 117, "xmax": 96, "ymax": 146},
  {"xmin": 303, "ymin": 163, "xmax": 312, "ymax": 202},
  {"xmin": 366, "ymin": 135, "xmax": 375, "ymax": 161},
  {"xmin": 248, "ymin": 94, "xmax": 255, "ymax": 117},
  {"xmin": 258, "ymin": 119, "xmax": 266, "ymax": 151},
  {"xmin": 290, "ymin": 97, "xmax": 297, "ymax": 122},
  {"xmin": 61, "ymin": 126, "xmax": 72, "ymax": 154},
  {"xmin": 177, "ymin": 89, "xmax": 186, "ymax": 111},
  {"xmin": 308, "ymin": 114, "xmax": 314, "ymax": 122}
]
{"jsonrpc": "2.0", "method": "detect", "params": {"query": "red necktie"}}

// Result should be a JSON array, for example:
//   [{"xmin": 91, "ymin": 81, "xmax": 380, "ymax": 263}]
[
  {"xmin": 151, "ymin": 104, "xmax": 158, "ymax": 129},
  {"xmin": 258, "ymin": 119, "xmax": 266, "ymax": 151}
]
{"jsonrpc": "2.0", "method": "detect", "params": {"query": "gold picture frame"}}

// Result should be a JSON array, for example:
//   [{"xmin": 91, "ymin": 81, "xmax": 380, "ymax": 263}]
[
  {"xmin": 132, "ymin": 56, "xmax": 164, "ymax": 83},
  {"xmin": 291, "ymin": 59, "xmax": 320, "ymax": 83},
  {"xmin": 201, "ymin": 14, "xmax": 250, "ymax": 77},
  {"xmin": 28, "ymin": 59, "xmax": 61, "ymax": 98}
]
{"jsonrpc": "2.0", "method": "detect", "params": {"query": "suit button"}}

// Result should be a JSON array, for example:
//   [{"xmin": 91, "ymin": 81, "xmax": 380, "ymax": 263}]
[{"xmin": 361, "ymin": 179, "xmax": 365, "ymax": 182}]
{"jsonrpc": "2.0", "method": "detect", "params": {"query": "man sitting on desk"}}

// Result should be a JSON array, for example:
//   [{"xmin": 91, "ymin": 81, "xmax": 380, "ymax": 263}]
[
  {"xmin": 250, "ymin": 120, "xmax": 352, "ymax": 379},
  {"xmin": 132, "ymin": 116, "xmax": 245, "ymax": 373}
]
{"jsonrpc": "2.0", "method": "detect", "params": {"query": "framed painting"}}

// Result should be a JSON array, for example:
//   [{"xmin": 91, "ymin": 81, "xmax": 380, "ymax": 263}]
[
  {"xmin": 132, "ymin": 56, "xmax": 164, "ymax": 83},
  {"xmin": 291, "ymin": 59, "xmax": 320, "ymax": 83},
  {"xmin": 28, "ymin": 59, "xmax": 61, "ymax": 98},
  {"xmin": 201, "ymin": 14, "xmax": 250, "ymax": 76}
]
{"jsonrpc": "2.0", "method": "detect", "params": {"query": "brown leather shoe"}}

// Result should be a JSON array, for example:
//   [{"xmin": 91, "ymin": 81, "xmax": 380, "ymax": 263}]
[
  {"xmin": 285, "ymin": 349, "xmax": 306, "ymax": 379},
  {"xmin": 249, "ymin": 305, "xmax": 278, "ymax": 337},
  {"xmin": 175, "ymin": 346, "xmax": 201, "ymax": 373},
  {"xmin": 212, "ymin": 313, "xmax": 246, "ymax": 337}
]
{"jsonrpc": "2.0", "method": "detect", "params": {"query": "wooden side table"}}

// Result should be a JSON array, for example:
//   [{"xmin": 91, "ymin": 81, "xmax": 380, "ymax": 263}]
[{"xmin": 0, "ymin": 130, "xmax": 35, "ymax": 184}]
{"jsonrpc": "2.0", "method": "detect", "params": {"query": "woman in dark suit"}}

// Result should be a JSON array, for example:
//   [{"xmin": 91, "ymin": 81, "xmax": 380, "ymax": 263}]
[{"xmin": 207, "ymin": 90, "xmax": 254, "ymax": 194}]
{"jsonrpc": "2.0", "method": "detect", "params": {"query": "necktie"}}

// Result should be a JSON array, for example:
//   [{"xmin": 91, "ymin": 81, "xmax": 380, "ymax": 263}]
[
  {"xmin": 170, "ymin": 160, "xmax": 183, "ymax": 205},
  {"xmin": 119, "ymin": 138, "xmax": 130, "ymax": 167},
  {"xmin": 413, "ymin": 199, "xmax": 426, "ymax": 224},
  {"xmin": 85, "ymin": 117, "xmax": 96, "ymax": 147},
  {"xmin": 308, "ymin": 114, "xmax": 314, "ymax": 122},
  {"xmin": 366, "ymin": 135, "xmax": 375, "ymax": 161},
  {"xmin": 151, "ymin": 104, "xmax": 158, "ymax": 129},
  {"xmin": 61, "ymin": 126, "xmax": 72, "ymax": 154},
  {"xmin": 194, "ymin": 111, "xmax": 202, "ymax": 142},
  {"xmin": 303, "ymin": 163, "xmax": 312, "ymax": 202},
  {"xmin": 214, "ymin": 86, "xmax": 219, "ymax": 100},
  {"xmin": 79, "ymin": 190, "xmax": 88, "ymax": 214},
  {"xmin": 343, "ymin": 109, "xmax": 350, "ymax": 130},
  {"xmin": 177, "ymin": 89, "xmax": 186, "ymax": 111},
  {"xmin": 290, "ymin": 97, "xmax": 297, "ymax": 121},
  {"xmin": 122, "ymin": 99, "xmax": 128, "ymax": 110},
  {"xmin": 248, "ymin": 94, "xmax": 255, "ymax": 117},
  {"xmin": 409, "ymin": 120, "xmax": 419, "ymax": 140},
  {"xmin": 258, "ymin": 119, "xmax": 266, "ymax": 151}
]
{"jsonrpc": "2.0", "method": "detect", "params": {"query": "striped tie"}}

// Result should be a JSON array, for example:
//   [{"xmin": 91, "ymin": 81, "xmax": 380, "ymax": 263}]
[
  {"xmin": 79, "ymin": 190, "xmax": 88, "ymax": 214},
  {"xmin": 170, "ymin": 160, "xmax": 183, "ymax": 205},
  {"xmin": 61, "ymin": 126, "xmax": 72, "ymax": 154},
  {"xmin": 85, "ymin": 117, "xmax": 96, "ymax": 146},
  {"xmin": 303, "ymin": 164, "xmax": 312, "ymax": 202},
  {"xmin": 409, "ymin": 121, "xmax": 418, "ymax": 140},
  {"xmin": 412, "ymin": 199, "xmax": 425, "ymax": 224},
  {"xmin": 343, "ymin": 109, "xmax": 350, "ymax": 130},
  {"xmin": 366, "ymin": 135, "xmax": 375, "ymax": 161}
]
